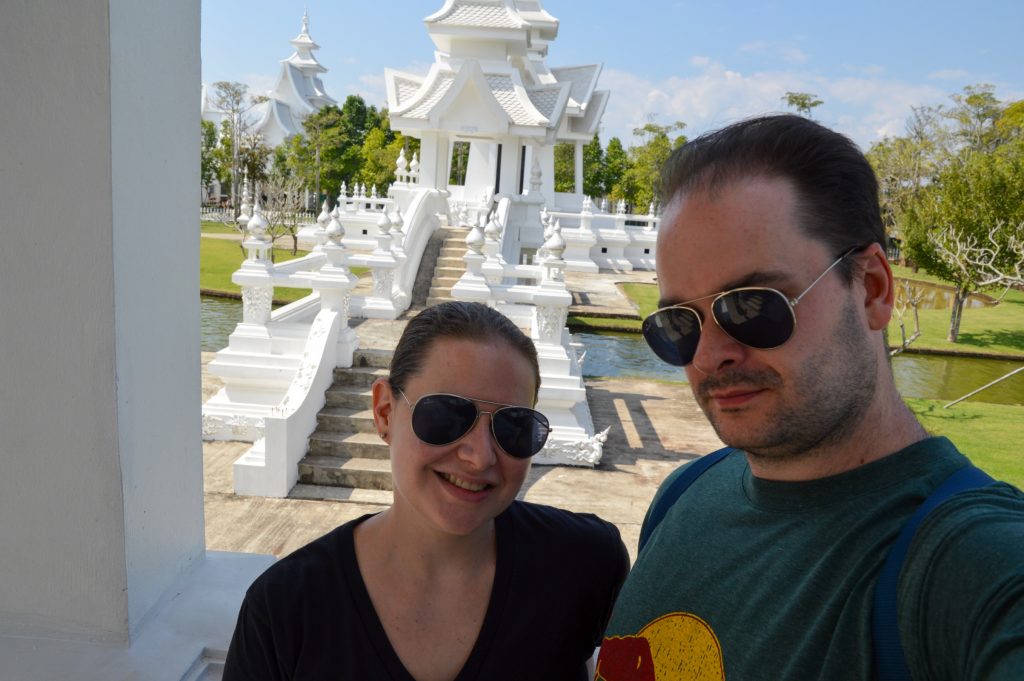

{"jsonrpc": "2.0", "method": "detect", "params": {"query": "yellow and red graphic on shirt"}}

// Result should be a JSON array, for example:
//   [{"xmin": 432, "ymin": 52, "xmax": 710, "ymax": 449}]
[{"xmin": 595, "ymin": 613, "xmax": 725, "ymax": 681}]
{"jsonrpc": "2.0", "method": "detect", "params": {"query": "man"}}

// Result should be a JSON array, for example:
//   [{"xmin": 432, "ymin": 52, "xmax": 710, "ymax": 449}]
[{"xmin": 595, "ymin": 115, "xmax": 1024, "ymax": 680}]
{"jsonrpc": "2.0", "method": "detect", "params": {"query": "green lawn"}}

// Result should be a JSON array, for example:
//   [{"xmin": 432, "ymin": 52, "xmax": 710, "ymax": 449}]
[
  {"xmin": 201, "ymin": 220, "xmax": 240, "ymax": 235},
  {"xmin": 200, "ymin": 237, "xmax": 319, "ymax": 304},
  {"xmin": 908, "ymin": 398, "xmax": 1024, "ymax": 487}
]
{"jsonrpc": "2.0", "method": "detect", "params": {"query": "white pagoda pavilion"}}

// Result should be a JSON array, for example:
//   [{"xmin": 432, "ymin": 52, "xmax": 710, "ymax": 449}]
[
  {"xmin": 202, "ymin": 11, "xmax": 336, "ymax": 150},
  {"xmin": 385, "ymin": 0, "xmax": 608, "ymax": 212}
]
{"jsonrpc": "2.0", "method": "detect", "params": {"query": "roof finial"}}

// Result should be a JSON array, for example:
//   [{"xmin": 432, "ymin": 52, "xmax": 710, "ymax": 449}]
[{"xmin": 301, "ymin": 8, "xmax": 309, "ymax": 34}]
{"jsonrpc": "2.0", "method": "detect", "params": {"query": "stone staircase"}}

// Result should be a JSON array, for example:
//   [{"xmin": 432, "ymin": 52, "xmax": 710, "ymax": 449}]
[
  {"xmin": 425, "ymin": 226, "xmax": 470, "ymax": 307},
  {"xmin": 291, "ymin": 224, "xmax": 473, "ymax": 504},
  {"xmin": 290, "ymin": 349, "xmax": 394, "ymax": 505}
]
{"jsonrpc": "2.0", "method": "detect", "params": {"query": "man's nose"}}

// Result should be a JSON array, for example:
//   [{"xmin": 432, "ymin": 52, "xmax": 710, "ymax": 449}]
[{"xmin": 689, "ymin": 315, "xmax": 747, "ymax": 375}]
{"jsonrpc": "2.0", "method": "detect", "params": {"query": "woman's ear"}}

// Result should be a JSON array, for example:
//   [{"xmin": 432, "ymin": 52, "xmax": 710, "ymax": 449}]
[
  {"xmin": 858, "ymin": 242, "xmax": 895, "ymax": 331},
  {"xmin": 371, "ymin": 378, "xmax": 394, "ymax": 442}
]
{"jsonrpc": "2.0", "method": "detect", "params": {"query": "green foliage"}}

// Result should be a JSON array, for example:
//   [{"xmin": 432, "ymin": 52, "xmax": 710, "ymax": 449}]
[
  {"xmin": 553, "ymin": 142, "xmax": 575, "ymax": 193},
  {"xmin": 359, "ymin": 124, "xmax": 408, "ymax": 192},
  {"xmin": 449, "ymin": 141, "xmax": 470, "ymax": 186},
  {"xmin": 782, "ymin": 91, "xmax": 824, "ymax": 117},
  {"xmin": 582, "ymin": 134, "xmax": 605, "ymax": 198},
  {"xmin": 201, "ymin": 119, "xmax": 219, "ymax": 190},
  {"xmin": 603, "ymin": 137, "xmax": 629, "ymax": 202},
  {"xmin": 619, "ymin": 121, "xmax": 686, "ymax": 209},
  {"xmin": 869, "ymin": 85, "xmax": 1024, "ymax": 342}
]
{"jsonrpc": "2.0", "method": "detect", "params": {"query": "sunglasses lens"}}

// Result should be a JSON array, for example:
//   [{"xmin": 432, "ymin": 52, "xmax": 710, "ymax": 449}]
[
  {"xmin": 712, "ymin": 289, "xmax": 794, "ymax": 349},
  {"xmin": 410, "ymin": 394, "xmax": 550, "ymax": 458},
  {"xmin": 642, "ymin": 307, "xmax": 701, "ymax": 366},
  {"xmin": 492, "ymin": 407, "xmax": 550, "ymax": 459},
  {"xmin": 411, "ymin": 394, "xmax": 478, "ymax": 446}
]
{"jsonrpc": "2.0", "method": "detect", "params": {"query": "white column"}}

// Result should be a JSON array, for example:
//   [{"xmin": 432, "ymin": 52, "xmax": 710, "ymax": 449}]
[{"xmin": 0, "ymin": 0, "xmax": 271, "ymax": 675}]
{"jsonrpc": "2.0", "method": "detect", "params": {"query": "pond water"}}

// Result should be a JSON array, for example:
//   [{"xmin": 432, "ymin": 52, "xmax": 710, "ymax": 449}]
[{"xmin": 201, "ymin": 297, "xmax": 1023, "ymax": 405}]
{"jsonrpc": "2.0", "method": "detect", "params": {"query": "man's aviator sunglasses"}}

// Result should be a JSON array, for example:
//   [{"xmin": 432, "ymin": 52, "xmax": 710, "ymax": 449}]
[
  {"xmin": 642, "ymin": 246, "xmax": 865, "ymax": 367},
  {"xmin": 396, "ymin": 388, "xmax": 550, "ymax": 459}
]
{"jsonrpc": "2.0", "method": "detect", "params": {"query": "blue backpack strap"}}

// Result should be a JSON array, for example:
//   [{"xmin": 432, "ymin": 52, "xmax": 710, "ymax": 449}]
[
  {"xmin": 872, "ymin": 465, "xmax": 996, "ymax": 681},
  {"xmin": 638, "ymin": 447, "xmax": 736, "ymax": 552}
]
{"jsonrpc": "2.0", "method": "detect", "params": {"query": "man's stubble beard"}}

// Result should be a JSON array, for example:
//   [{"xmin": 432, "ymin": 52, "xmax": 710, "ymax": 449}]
[{"xmin": 694, "ymin": 298, "xmax": 878, "ymax": 462}]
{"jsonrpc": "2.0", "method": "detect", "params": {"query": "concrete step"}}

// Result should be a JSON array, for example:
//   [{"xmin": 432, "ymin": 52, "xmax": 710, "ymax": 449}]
[
  {"xmin": 298, "ymin": 455, "xmax": 393, "ymax": 490},
  {"xmin": 428, "ymin": 286, "xmax": 454, "ymax": 298},
  {"xmin": 436, "ymin": 256, "xmax": 464, "ymax": 268},
  {"xmin": 307, "ymin": 431, "xmax": 389, "ymax": 459},
  {"xmin": 324, "ymin": 386, "xmax": 373, "ymax": 409},
  {"xmin": 331, "ymin": 366, "xmax": 388, "ymax": 388},
  {"xmin": 316, "ymin": 406, "xmax": 377, "ymax": 434},
  {"xmin": 351, "ymin": 348, "xmax": 393, "ymax": 369},
  {"xmin": 440, "ymin": 247, "xmax": 467, "ymax": 258},
  {"xmin": 289, "ymin": 483, "xmax": 392, "ymax": 506},
  {"xmin": 434, "ymin": 267, "xmax": 464, "ymax": 279}
]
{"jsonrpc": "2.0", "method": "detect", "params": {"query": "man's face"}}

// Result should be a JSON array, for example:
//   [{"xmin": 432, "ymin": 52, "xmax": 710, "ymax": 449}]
[{"xmin": 656, "ymin": 175, "xmax": 878, "ymax": 463}]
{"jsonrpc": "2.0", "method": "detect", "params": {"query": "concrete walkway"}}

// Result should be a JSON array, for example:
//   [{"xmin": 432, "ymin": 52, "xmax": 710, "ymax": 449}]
[{"xmin": 202, "ymin": 265, "xmax": 720, "ymax": 564}]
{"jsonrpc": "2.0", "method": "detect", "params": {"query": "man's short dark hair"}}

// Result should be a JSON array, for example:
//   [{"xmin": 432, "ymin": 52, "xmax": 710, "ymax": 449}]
[{"xmin": 660, "ymin": 114, "xmax": 887, "ymax": 282}]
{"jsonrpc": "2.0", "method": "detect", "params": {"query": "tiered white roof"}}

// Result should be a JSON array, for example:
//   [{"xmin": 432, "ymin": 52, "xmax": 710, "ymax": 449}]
[
  {"xmin": 386, "ymin": 0, "xmax": 607, "ymax": 143},
  {"xmin": 253, "ymin": 11, "xmax": 337, "ymax": 147}
]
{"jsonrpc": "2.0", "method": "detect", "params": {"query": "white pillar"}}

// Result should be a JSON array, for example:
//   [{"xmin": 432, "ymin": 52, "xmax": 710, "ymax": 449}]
[{"xmin": 0, "ymin": 0, "xmax": 271, "ymax": 675}]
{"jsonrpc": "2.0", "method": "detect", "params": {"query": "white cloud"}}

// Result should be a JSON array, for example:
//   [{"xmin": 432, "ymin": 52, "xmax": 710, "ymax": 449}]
[{"xmin": 596, "ymin": 60, "xmax": 950, "ymax": 149}]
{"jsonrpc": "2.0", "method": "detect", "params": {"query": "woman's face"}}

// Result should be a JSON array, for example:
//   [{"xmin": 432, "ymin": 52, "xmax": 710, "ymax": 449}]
[{"xmin": 373, "ymin": 336, "xmax": 537, "ymax": 538}]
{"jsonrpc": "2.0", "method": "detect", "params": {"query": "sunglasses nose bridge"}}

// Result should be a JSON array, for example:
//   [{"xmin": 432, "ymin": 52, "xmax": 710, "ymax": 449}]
[
  {"xmin": 691, "ymin": 304, "xmax": 750, "ymax": 372},
  {"xmin": 454, "ymin": 409, "xmax": 499, "ymax": 468}
]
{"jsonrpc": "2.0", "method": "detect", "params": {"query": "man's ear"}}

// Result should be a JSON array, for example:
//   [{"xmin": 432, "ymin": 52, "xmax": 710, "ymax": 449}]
[
  {"xmin": 371, "ymin": 378, "xmax": 394, "ymax": 442},
  {"xmin": 858, "ymin": 243, "xmax": 895, "ymax": 331}
]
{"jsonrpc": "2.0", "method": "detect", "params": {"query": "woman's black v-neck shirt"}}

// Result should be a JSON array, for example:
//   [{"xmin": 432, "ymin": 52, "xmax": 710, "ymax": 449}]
[{"xmin": 223, "ymin": 501, "xmax": 629, "ymax": 681}]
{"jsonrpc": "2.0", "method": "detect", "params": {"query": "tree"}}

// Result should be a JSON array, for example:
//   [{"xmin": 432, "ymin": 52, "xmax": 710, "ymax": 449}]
[
  {"xmin": 553, "ymin": 142, "xmax": 575, "ymax": 193},
  {"xmin": 260, "ymin": 175, "xmax": 307, "ymax": 256},
  {"xmin": 868, "ymin": 87, "xmax": 1024, "ymax": 342},
  {"xmin": 620, "ymin": 121, "xmax": 686, "ymax": 210},
  {"xmin": 359, "ymin": 123, "xmax": 408, "ymax": 193},
  {"xmin": 782, "ymin": 91, "xmax": 823, "ymax": 118},
  {"xmin": 582, "ymin": 134, "xmax": 605, "ymax": 199},
  {"xmin": 210, "ymin": 81, "xmax": 268, "ymax": 213},
  {"xmin": 200, "ymin": 119, "xmax": 219, "ymax": 200},
  {"xmin": 603, "ymin": 137, "xmax": 629, "ymax": 204},
  {"xmin": 904, "ymin": 140, "xmax": 1024, "ymax": 341}
]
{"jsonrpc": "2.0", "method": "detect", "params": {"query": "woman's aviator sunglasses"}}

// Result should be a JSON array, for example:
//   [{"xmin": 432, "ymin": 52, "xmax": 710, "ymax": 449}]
[
  {"xmin": 642, "ymin": 246, "xmax": 864, "ymax": 367},
  {"xmin": 395, "ymin": 389, "xmax": 550, "ymax": 459}
]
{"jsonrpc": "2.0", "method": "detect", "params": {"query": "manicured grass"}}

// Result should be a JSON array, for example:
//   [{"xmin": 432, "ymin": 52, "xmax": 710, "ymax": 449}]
[
  {"xmin": 620, "ymin": 282, "xmax": 660, "ymax": 319},
  {"xmin": 201, "ymin": 220, "xmax": 241, "ymax": 235},
  {"xmin": 568, "ymin": 315, "xmax": 642, "ymax": 332},
  {"xmin": 889, "ymin": 289, "xmax": 1024, "ymax": 356},
  {"xmin": 908, "ymin": 398, "xmax": 1024, "ymax": 487},
  {"xmin": 200, "ymin": 238, "xmax": 318, "ymax": 304}
]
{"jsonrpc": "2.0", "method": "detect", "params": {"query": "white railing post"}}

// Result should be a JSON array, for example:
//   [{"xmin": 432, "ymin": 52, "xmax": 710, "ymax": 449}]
[
  {"xmin": 482, "ymin": 215, "xmax": 506, "ymax": 284},
  {"xmin": 451, "ymin": 219, "xmax": 492, "ymax": 303},
  {"xmin": 410, "ymin": 152, "xmax": 420, "ymax": 186},
  {"xmin": 233, "ymin": 196, "xmax": 274, "ymax": 326},
  {"xmin": 359, "ymin": 212, "xmax": 400, "ymax": 319},
  {"xmin": 313, "ymin": 206, "xmax": 359, "ymax": 363}
]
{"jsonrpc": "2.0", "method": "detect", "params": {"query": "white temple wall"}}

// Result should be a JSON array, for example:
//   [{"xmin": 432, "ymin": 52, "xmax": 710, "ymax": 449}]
[{"xmin": 0, "ymin": 0, "xmax": 204, "ymax": 643}]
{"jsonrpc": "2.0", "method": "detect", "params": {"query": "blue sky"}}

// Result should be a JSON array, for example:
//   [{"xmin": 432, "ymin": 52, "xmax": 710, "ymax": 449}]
[{"xmin": 202, "ymin": 0, "xmax": 1024, "ymax": 149}]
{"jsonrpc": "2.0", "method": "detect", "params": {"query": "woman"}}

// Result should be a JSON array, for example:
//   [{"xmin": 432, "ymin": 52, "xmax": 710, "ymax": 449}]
[{"xmin": 224, "ymin": 301, "xmax": 629, "ymax": 681}]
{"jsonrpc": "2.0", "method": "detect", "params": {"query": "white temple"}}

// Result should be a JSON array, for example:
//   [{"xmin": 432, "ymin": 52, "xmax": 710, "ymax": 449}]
[
  {"xmin": 385, "ymin": 0, "xmax": 608, "ymax": 212},
  {"xmin": 201, "ymin": 11, "xmax": 336, "ymax": 149}
]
